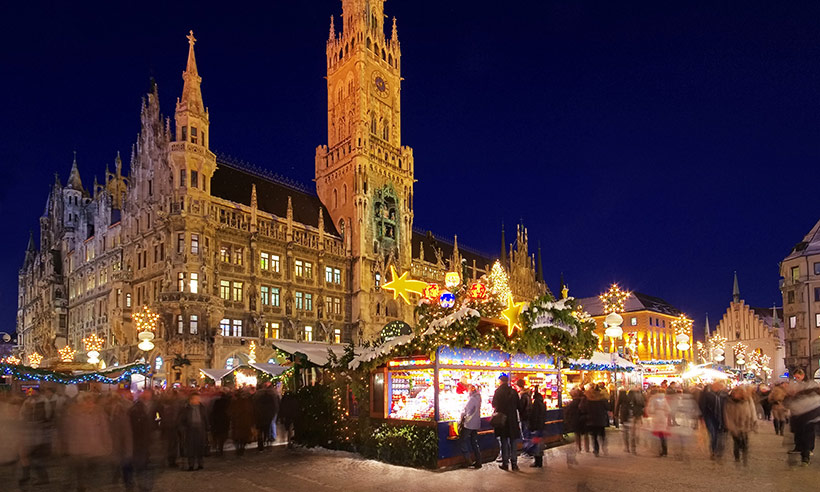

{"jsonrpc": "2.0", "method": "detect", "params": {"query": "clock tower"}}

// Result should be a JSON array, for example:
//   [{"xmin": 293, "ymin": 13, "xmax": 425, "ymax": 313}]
[{"xmin": 315, "ymin": 0, "xmax": 415, "ymax": 340}]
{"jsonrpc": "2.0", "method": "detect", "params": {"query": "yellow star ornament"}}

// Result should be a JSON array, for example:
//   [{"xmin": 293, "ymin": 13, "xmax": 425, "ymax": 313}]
[
  {"xmin": 381, "ymin": 266, "xmax": 428, "ymax": 304},
  {"xmin": 500, "ymin": 295, "xmax": 527, "ymax": 337}
]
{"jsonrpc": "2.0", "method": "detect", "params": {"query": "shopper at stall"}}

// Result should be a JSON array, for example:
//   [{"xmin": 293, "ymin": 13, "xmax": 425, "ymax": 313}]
[
  {"xmin": 459, "ymin": 384, "xmax": 482, "ymax": 469},
  {"xmin": 515, "ymin": 378, "xmax": 532, "ymax": 456},
  {"xmin": 579, "ymin": 384, "xmax": 609, "ymax": 457},
  {"xmin": 615, "ymin": 386, "xmax": 642, "ymax": 455},
  {"xmin": 492, "ymin": 374, "xmax": 521, "ymax": 471},
  {"xmin": 528, "ymin": 388, "xmax": 547, "ymax": 468}
]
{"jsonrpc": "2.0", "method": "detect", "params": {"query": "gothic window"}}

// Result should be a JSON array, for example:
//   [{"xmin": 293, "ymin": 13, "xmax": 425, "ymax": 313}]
[
  {"xmin": 371, "ymin": 115, "xmax": 377, "ymax": 134},
  {"xmin": 374, "ymin": 43, "xmax": 379, "ymax": 54},
  {"xmin": 345, "ymin": 43, "xmax": 349, "ymax": 56},
  {"xmin": 366, "ymin": 37, "xmax": 371, "ymax": 49},
  {"xmin": 333, "ymin": 188, "xmax": 338, "ymax": 208},
  {"xmin": 382, "ymin": 123, "xmax": 389, "ymax": 141},
  {"xmin": 388, "ymin": 54, "xmax": 393, "ymax": 65},
  {"xmin": 181, "ymin": 126, "xmax": 187, "ymax": 141},
  {"xmin": 381, "ymin": 49, "xmax": 386, "ymax": 61},
  {"xmin": 191, "ymin": 126, "xmax": 198, "ymax": 144},
  {"xmin": 339, "ymin": 49, "xmax": 343, "ymax": 60},
  {"xmin": 343, "ymin": 184, "xmax": 347, "ymax": 204}
]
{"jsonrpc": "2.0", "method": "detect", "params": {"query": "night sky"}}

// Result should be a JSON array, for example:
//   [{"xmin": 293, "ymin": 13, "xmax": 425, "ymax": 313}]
[{"xmin": 3, "ymin": 1, "xmax": 820, "ymax": 338}]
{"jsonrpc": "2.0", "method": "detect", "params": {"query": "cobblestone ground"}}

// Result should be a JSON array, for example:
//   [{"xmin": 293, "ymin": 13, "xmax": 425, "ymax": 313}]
[{"xmin": 7, "ymin": 422, "xmax": 817, "ymax": 492}]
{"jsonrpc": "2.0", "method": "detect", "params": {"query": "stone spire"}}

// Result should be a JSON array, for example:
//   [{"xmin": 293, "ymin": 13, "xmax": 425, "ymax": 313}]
[
  {"xmin": 66, "ymin": 151, "xmax": 84, "ymax": 192},
  {"xmin": 391, "ymin": 16, "xmax": 398, "ymax": 42},
  {"xmin": 250, "ymin": 183, "xmax": 258, "ymax": 210},
  {"xmin": 177, "ymin": 30, "xmax": 206, "ymax": 116},
  {"xmin": 772, "ymin": 304, "xmax": 779, "ymax": 328},
  {"xmin": 732, "ymin": 271, "xmax": 740, "ymax": 303},
  {"xmin": 500, "ymin": 222, "xmax": 507, "ymax": 268},
  {"xmin": 536, "ymin": 242, "xmax": 544, "ymax": 283},
  {"xmin": 704, "ymin": 313, "xmax": 711, "ymax": 340},
  {"xmin": 329, "ymin": 15, "xmax": 335, "ymax": 41},
  {"xmin": 24, "ymin": 231, "xmax": 36, "ymax": 267}
]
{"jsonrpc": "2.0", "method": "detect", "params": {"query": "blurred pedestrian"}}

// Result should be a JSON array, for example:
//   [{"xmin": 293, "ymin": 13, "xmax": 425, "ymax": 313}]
[
  {"xmin": 786, "ymin": 369, "xmax": 820, "ymax": 466},
  {"xmin": 253, "ymin": 383, "xmax": 276, "ymax": 451},
  {"xmin": 210, "ymin": 390, "xmax": 231, "ymax": 456},
  {"xmin": 278, "ymin": 389, "xmax": 299, "ymax": 449},
  {"xmin": 646, "ymin": 388, "xmax": 671, "ymax": 457},
  {"xmin": 700, "ymin": 381, "xmax": 728, "ymax": 460},
  {"xmin": 66, "ymin": 393, "xmax": 113, "ymax": 491},
  {"xmin": 229, "ymin": 390, "xmax": 254, "ymax": 455},
  {"xmin": 18, "ymin": 387, "xmax": 53, "ymax": 486},
  {"xmin": 579, "ymin": 384, "xmax": 609, "ymax": 457},
  {"xmin": 528, "ymin": 387, "xmax": 547, "ymax": 468},
  {"xmin": 515, "ymin": 378, "xmax": 532, "ymax": 457},
  {"xmin": 158, "ymin": 390, "xmax": 182, "ymax": 468},
  {"xmin": 129, "ymin": 389, "xmax": 157, "ymax": 491},
  {"xmin": 769, "ymin": 383, "xmax": 788, "ymax": 436},
  {"xmin": 724, "ymin": 386, "xmax": 755, "ymax": 466},
  {"xmin": 179, "ymin": 393, "xmax": 208, "ymax": 471}
]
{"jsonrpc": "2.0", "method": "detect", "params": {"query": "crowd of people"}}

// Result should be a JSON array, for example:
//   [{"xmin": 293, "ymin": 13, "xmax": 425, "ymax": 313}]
[
  {"xmin": 0, "ymin": 382, "xmax": 299, "ymax": 491},
  {"xmin": 460, "ymin": 369, "xmax": 820, "ymax": 471}
]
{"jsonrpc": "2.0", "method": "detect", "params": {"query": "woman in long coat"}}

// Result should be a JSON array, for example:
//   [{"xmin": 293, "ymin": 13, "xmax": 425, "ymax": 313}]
[
  {"xmin": 179, "ymin": 393, "xmax": 209, "ymax": 470},
  {"xmin": 229, "ymin": 390, "xmax": 254, "ymax": 455},
  {"xmin": 492, "ymin": 375, "xmax": 520, "ymax": 470},
  {"xmin": 528, "ymin": 389, "xmax": 547, "ymax": 467}
]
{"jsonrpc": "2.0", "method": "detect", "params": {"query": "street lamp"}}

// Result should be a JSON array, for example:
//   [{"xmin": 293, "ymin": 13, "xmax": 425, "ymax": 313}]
[
  {"xmin": 83, "ymin": 333, "xmax": 104, "ymax": 364},
  {"xmin": 133, "ymin": 305, "xmax": 159, "ymax": 353},
  {"xmin": 673, "ymin": 315, "xmax": 693, "ymax": 352}
]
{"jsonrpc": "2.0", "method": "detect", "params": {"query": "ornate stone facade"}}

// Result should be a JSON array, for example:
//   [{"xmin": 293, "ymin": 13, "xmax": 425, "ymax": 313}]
[{"xmin": 16, "ymin": 1, "xmax": 545, "ymax": 384}]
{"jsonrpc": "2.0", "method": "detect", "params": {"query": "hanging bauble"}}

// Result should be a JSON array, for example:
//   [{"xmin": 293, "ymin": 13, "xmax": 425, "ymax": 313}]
[
  {"xmin": 423, "ymin": 283, "xmax": 441, "ymax": 301},
  {"xmin": 444, "ymin": 271, "xmax": 461, "ymax": 289},
  {"xmin": 439, "ymin": 291, "xmax": 455, "ymax": 309},
  {"xmin": 468, "ymin": 282, "xmax": 487, "ymax": 300}
]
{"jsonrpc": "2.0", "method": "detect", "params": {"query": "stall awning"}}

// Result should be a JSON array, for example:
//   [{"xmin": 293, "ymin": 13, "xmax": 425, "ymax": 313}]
[
  {"xmin": 248, "ymin": 362, "xmax": 288, "ymax": 376},
  {"xmin": 568, "ymin": 351, "xmax": 636, "ymax": 371},
  {"xmin": 200, "ymin": 368, "xmax": 233, "ymax": 382},
  {"xmin": 271, "ymin": 341, "xmax": 352, "ymax": 367}
]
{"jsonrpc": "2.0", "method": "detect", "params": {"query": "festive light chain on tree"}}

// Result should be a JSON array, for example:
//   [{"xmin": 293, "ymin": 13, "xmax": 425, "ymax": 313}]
[
  {"xmin": 599, "ymin": 284, "xmax": 630, "ymax": 314},
  {"xmin": 27, "ymin": 352, "xmax": 43, "ymax": 368},
  {"xmin": 488, "ymin": 260, "xmax": 511, "ymax": 301},
  {"xmin": 58, "ymin": 345, "xmax": 76, "ymax": 363}
]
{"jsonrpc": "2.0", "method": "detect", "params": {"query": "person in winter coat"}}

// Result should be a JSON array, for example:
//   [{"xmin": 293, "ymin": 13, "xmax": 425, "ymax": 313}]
[
  {"xmin": 229, "ymin": 390, "xmax": 254, "ymax": 455},
  {"xmin": 179, "ymin": 393, "xmax": 209, "ymax": 470},
  {"xmin": 515, "ymin": 379, "xmax": 532, "ymax": 455},
  {"xmin": 786, "ymin": 369, "xmax": 820, "ymax": 466},
  {"xmin": 616, "ymin": 387, "xmax": 644, "ymax": 454},
  {"xmin": 579, "ymin": 385, "xmax": 609, "ymax": 457},
  {"xmin": 210, "ymin": 390, "xmax": 231, "ymax": 456},
  {"xmin": 563, "ymin": 388, "xmax": 588, "ymax": 456},
  {"xmin": 645, "ymin": 388, "xmax": 671, "ymax": 457},
  {"xmin": 700, "ymin": 381, "xmax": 728, "ymax": 460},
  {"xmin": 253, "ymin": 383, "xmax": 276, "ymax": 452},
  {"xmin": 157, "ymin": 390, "xmax": 183, "ymax": 468},
  {"xmin": 492, "ymin": 374, "xmax": 521, "ymax": 470},
  {"xmin": 129, "ymin": 389, "xmax": 157, "ymax": 491},
  {"xmin": 768, "ymin": 383, "xmax": 789, "ymax": 436},
  {"xmin": 66, "ymin": 393, "xmax": 113, "ymax": 491},
  {"xmin": 724, "ymin": 386, "xmax": 756, "ymax": 465},
  {"xmin": 528, "ymin": 389, "xmax": 547, "ymax": 468},
  {"xmin": 278, "ymin": 390, "xmax": 299, "ymax": 449},
  {"xmin": 459, "ymin": 385, "xmax": 482, "ymax": 468}
]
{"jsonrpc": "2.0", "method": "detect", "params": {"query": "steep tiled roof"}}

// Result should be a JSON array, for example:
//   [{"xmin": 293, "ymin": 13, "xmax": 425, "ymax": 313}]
[
  {"xmin": 210, "ymin": 156, "xmax": 338, "ymax": 235},
  {"xmin": 784, "ymin": 218, "xmax": 820, "ymax": 261},
  {"xmin": 577, "ymin": 292, "xmax": 682, "ymax": 317}
]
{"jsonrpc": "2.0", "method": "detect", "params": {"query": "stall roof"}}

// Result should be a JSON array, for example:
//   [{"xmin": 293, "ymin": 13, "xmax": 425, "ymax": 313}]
[
  {"xmin": 248, "ymin": 362, "xmax": 288, "ymax": 376},
  {"xmin": 569, "ymin": 351, "xmax": 636, "ymax": 370},
  {"xmin": 271, "ymin": 340, "xmax": 352, "ymax": 367},
  {"xmin": 200, "ymin": 368, "xmax": 233, "ymax": 382}
]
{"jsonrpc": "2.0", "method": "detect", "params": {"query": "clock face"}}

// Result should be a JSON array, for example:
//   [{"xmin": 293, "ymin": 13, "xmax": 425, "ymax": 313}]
[{"xmin": 375, "ymin": 76, "xmax": 387, "ymax": 93}]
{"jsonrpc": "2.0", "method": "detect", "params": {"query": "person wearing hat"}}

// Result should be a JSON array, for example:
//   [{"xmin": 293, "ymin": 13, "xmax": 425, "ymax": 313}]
[{"xmin": 492, "ymin": 374, "xmax": 521, "ymax": 471}]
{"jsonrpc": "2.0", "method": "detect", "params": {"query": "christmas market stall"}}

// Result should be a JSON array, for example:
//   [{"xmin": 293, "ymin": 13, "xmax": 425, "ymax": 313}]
[
  {"xmin": 199, "ymin": 362, "xmax": 290, "ymax": 388},
  {"xmin": 0, "ymin": 361, "xmax": 149, "ymax": 393},
  {"xmin": 639, "ymin": 359, "xmax": 686, "ymax": 387},
  {"xmin": 349, "ymin": 262, "xmax": 597, "ymax": 468},
  {"xmin": 562, "ymin": 351, "xmax": 638, "ymax": 399}
]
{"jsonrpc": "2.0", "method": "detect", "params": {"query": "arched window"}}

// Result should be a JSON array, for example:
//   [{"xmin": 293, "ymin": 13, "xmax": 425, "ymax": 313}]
[
  {"xmin": 388, "ymin": 54, "xmax": 393, "ymax": 65},
  {"xmin": 154, "ymin": 356, "xmax": 163, "ymax": 371},
  {"xmin": 333, "ymin": 188, "xmax": 338, "ymax": 208},
  {"xmin": 381, "ymin": 49, "xmax": 386, "ymax": 61},
  {"xmin": 342, "ymin": 183, "xmax": 347, "ymax": 204},
  {"xmin": 366, "ymin": 37, "xmax": 371, "ymax": 49},
  {"xmin": 374, "ymin": 43, "xmax": 379, "ymax": 55},
  {"xmin": 345, "ymin": 44, "xmax": 349, "ymax": 56},
  {"xmin": 339, "ymin": 49, "xmax": 343, "ymax": 60},
  {"xmin": 370, "ymin": 115, "xmax": 377, "ymax": 134},
  {"xmin": 383, "ymin": 123, "xmax": 389, "ymax": 141}
]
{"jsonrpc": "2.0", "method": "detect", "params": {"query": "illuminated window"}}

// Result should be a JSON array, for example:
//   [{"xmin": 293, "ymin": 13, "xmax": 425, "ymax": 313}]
[
  {"xmin": 304, "ymin": 325, "xmax": 313, "ymax": 342},
  {"xmin": 271, "ymin": 287, "xmax": 280, "ymax": 307},
  {"xmin": 232, "ymin": 319, "xmax": 243, "ymax": 337},
  {"xmin": 325, "ymin": 296, "xmax": 333, "ymax": 314},
  {"xmin": 326, "ymin": 267, "xmax": 333, "ymax": 283},
  {"xmin": 177, "ymin": 233, "xmax": 185, "ymax": 253},
  {"xmin": 188, "ymin": 273, "xmax": 197, "ymax": 293},
  {"xmin": 792, "ymin": 266, "xmax": 800, "ymax": 282},
  {"xmin": 815, "ymin": 262, "xmax": 820, "ymax": 275},
  {"xmin": 155, "ymin": 356, "xmax": 163, "ymax": 371},
  {"xmin": 177, "ymin": 314, "xmax": 184, "ymax": 334},
  {"xmin": 265, "ymin": 322, "xmax": 280, "ymax": 339},
  {"xmin": 375, "ymin": 272, "xmax": 381, "ymax": 289},
  {"xmin": 191, "ymin": 234, "xmax": 199, "ymax": 255},
  {"xmin": 233, "ymin": 248, "xmax": 243, "ymax": 266},
  {"xmin": 190, "ymin": 126, "xmax": 198, "ymax": 144},
  {"xmin": 334, "ymin": 328, "xmax": 341, "ymax": 344},
  {"xmin": 334, "ymin": 297, "xmax": 341, "ymax": 315},
  {"xmin": 334, "ymin": 268, "xmax": 341, "ymax": 284},
  {"xmin": 305, "ymin": 293, "xmax": 313, "ymax": 311},
  {"xmin": 816, "ymin": 313, "xmax": 820, "ymax": 327},
  {"xmin": 260, "ymin": 286, "xmax": 270, "ymax": 305},
  {"xmin": 220, "ymin": 319, "xmax": 230, "ymax": 336},
  {"xmin": 271, "ymin": 255, "xmax": 280, "ymax": 273},
  {"xmin": 178, "ymin": 272, "xmax": 186, "ymax": 291},
  {"xmin": 190, "ymin": 314, "xmax": 198, "ymax": 334},
  {"xmin": 789, "ymin": 315, "xmax": 796, "ymax": 329},
  {"xmin": 232, "ymin": 282, "xmax": 243, "ymax": 302},
  {"xmin": 220, "ymin": 246, "xmax": 230, "ymax": 263},
  {"xmin": 295, "ymin": 291, "xmax": 303, "ymax": 310},
  {"xmin": 126, "ymin": 293, "xmax": 132, "ymax": 307},
  {"xmin": 295, "ymin": 260, "xmax": 304, "ymax": 277},
  {"xmin": 630, "ymin": 317, "xmax": 637, "ymax": 326},
  {"xmin": 225, "ymin": 356, "xmax": 236, "ymax": 369},
  {"xmin": 304, "ymin": 261, "xmax": 313, "ymax": 279},
  {"xmin": 260, "ymin": 252, "xmax": 269, "ymax": 271}
]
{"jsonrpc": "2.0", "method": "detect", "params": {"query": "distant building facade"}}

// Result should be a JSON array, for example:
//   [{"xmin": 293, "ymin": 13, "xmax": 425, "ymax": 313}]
[
  {"xmin": 780, "ymin": 219, "xmax": 820, "ymax": 380},
  {"xmin": 577, "ymin": 292, "xmax": 694, "ymax": 362},
  {"xmin": 714, "ymin": 273, "xmax": 785, "ymax": 378},
  {"xmin": 16, "ymin": 1, "xmax": 545, "ymax": 384}
]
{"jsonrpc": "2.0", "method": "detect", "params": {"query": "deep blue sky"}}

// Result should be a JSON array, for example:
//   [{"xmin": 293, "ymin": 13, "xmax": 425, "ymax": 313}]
[{"xmin": 2, "ymin": 1, "xmax": 820, "ymax": 338}]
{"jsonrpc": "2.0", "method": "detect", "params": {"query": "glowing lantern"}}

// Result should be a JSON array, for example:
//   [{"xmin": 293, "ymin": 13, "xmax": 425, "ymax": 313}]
[
  {"xmin": 444, "ymin": 271, "xmax": 461, "ymax": 289},
  {"xmin": 468, "ymin": 282, "xmax": 487, "ymax": 301},
  {"xmin": 439, "ymin": 292, "xmax": 455, "ymax": 309},
  {"xmin": 133, "ymin": 305, "xmax": 159, "ymax": 352},
  {"xmin": 83, "ymin": 333, "xmax": 105, "ymax": 364},
  {"xmin": 423, "ymin": 283, "xmax": 441, "ymax": 301},
  {"xmin": 604, "ymin": 312, "xmax": 624, "ymax": 338}
]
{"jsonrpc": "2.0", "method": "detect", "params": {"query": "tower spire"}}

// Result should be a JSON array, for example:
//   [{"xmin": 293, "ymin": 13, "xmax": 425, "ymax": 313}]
[
  {"xmin": 732, "ymin": 271, "xmax": 740, "ymax": 303},
  {"xmin": 391, "ymin": 16, "xmax": 398, "ymax": 41},
  {"xmin": 177, "ymin": 30, "xmax": 205, "ymax": 116},
  {"xmin": 500, "ymin": 222, "xmax": 507, "ymax": 267},
  {"xmin": 329, "ymin": 15, "xmax": 335, "ymax": 41},
  {"xmin": 704, "ymin": 313, "xmax": 711, "ymax": 340},
  {"xmin": 536, "ymin": 242, "xmax": 544, "ymax": 283},
  {"xmin": 67, "ymin": 152, "xmax": 84, "ymax": 192}
]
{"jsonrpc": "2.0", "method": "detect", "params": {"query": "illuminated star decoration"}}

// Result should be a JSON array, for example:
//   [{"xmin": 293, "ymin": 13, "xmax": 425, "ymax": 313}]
[
  {"xmin": 133, "ymin": 305, "xmax": 160, "ymax": 332},
  {"xmin": 82, "ymin": 333, "xmax": 105, "ymax": 353},
  {"xmin": 58, "ymin": 345, "xmax": 76, "ymax": 363},
  {"xmin": 4, "ymin": 355, "xmax": 20, "ymax": 365},
  {"xmin": 27, "ymin": 352, "xmax": 43, "ymax": 368},
  {"xmin": 600, "ymin": 283, "xmax": 630, "ymax": 314},
  {"xmin": 500, "ymin": 295, "xmax": 527, "ymax": 337},
  {"xmin": 381, "ymin": 266, "xmax": 428, "ymax": 304}
]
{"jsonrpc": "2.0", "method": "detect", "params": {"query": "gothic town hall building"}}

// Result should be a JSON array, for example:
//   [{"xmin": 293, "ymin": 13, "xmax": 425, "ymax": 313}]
[{"xmin": 17, "ymin": 0, "xmax": 546, "ymax": 385}]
